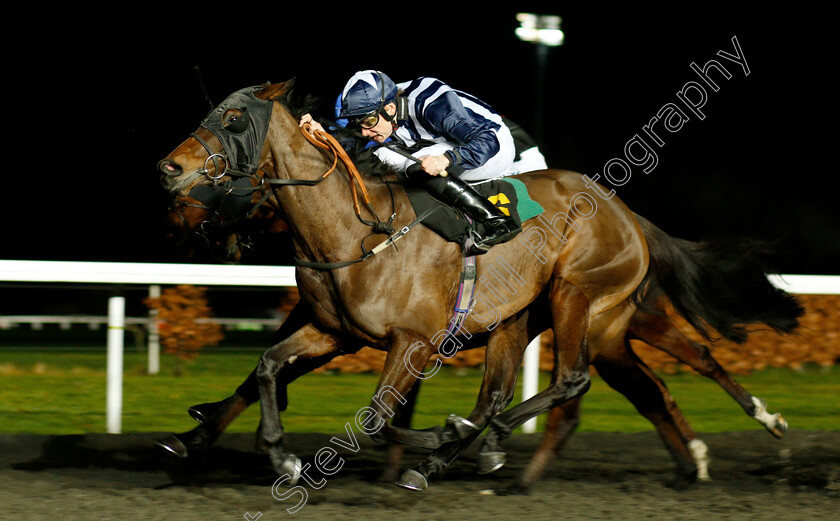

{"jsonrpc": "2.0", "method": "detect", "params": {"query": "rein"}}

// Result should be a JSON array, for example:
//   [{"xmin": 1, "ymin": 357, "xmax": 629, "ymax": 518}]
[
  {"xmin": 292, "ymin": 123, "xmax": 445, "ymax": 270},
  {"xmin": 182, "ymin": 119, "xmax": 443, "ymax": 270},
  {"xmin": 298, "ymin": 122, "xmax": 395, "ymax": 234}
]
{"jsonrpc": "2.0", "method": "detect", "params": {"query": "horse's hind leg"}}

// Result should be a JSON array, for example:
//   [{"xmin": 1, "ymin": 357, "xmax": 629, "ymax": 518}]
[
  {"xmin": 631, "ymin": 307, "xmax": 788, "ymax": 438},
  {"xmin": 503, "ymin": 343, "xmax": 704, "ymax": 494},
  {"xmin": 592, "ymin": 342, "xmax": 699, "ymax": 488},
  {"xmin": 481, "ymin": 280, "xmax": 591, "ymax": 463},
  {"xmin": 626, "ymin": 351, "xmax": 710, "ymax": 481},
  {"xmin": 507, "ymin": 342, "xmax": 701, "ymax": 492},
  {"xmin": 513, "ymin": 397, "xmax": 581, "ymax": 492}
]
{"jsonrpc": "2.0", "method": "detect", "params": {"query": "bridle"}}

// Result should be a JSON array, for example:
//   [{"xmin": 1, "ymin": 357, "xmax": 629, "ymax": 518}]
[{"xmin": 162, "ymin": 85, "xmax": 427, "ymax": 270}]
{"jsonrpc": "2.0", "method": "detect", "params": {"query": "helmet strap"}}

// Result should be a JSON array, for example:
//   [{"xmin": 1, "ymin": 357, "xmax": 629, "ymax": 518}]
[
  {"xmin": 379, "ymin": 97, "xmax": 406, "ymax": 133},
  {"xmin": 373, "ymin": 71, "xmax": 401, "ymax": 131},
  {"xmin": 380, "ymin": 108, "xmax": 398, "ymax": 132}
]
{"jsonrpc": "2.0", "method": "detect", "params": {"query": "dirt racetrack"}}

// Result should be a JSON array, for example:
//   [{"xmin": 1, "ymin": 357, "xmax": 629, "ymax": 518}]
[{"xmin": 1, "ymin": 429, "xmax": 837, "ymax": 520}]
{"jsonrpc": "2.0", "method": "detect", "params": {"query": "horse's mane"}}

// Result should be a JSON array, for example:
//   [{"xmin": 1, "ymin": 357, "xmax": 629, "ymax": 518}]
[{"xmin": 277, "ymin": 85, "xmax": 320, "ymax": 123}]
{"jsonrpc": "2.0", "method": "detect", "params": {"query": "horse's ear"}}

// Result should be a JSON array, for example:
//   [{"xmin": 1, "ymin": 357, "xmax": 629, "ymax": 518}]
[{"xmin": 257, "ymin": 78, "xmax": 296, "ymax": 101}]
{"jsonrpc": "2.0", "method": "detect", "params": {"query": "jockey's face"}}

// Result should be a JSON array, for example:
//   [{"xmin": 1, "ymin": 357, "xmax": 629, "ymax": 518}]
[{"xmin": 360, "ymin": 102, "xmax": 396, "ymax": 143}]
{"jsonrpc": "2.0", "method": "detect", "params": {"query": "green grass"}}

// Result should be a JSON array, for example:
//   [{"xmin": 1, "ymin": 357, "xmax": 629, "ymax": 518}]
[{"xmin": 1, "ymin": 349, "xmax": 838, "ymax": 435}]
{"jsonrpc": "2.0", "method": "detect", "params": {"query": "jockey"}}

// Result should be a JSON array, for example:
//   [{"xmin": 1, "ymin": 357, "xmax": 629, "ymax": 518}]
[{"xmin": 308, "ymin": 70, "xmax": 522, "ymax": 255}]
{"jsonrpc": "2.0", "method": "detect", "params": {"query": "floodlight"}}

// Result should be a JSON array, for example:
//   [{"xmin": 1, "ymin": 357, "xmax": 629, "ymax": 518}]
[{"xmin": 515, "ymin": 13, "xmax": 564, "ymax": 46}]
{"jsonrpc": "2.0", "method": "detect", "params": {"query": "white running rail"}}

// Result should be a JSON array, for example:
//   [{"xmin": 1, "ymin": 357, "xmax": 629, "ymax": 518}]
[{"xmin": 2, "ymin": 261, "xmax": 837, "ymax": 434}]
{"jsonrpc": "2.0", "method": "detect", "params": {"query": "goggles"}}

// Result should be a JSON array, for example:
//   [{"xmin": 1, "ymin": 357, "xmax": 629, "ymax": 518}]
[{"xmin": 353, "ymin": 110, "xmax": 382, "ymax": 129}]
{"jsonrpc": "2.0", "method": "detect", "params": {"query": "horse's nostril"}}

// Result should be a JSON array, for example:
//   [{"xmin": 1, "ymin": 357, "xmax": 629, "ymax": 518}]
[{"xmin": 158, "ymin": 159, "xmax": 181, "ymax": 175}]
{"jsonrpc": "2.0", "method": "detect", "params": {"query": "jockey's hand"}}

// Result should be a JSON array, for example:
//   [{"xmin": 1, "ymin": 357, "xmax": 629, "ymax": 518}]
[
  {"xmin": 420, "ymin": 154, "xmax": 451, "ymax": 176},
  {"xmin": 299, "ymin": 113, "xmax": 325, "ymax": 134}
]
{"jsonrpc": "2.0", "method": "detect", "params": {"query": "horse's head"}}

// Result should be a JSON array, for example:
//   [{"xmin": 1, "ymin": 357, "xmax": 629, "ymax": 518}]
[
  {"xmin": 163, "ymin": 192, "xmax": 289, "ymax": 263},
  {"xmin": 158, "ymin": 80, "xmax": 296, "ymax": 260},
  {"xmin": 159, "ymin": 78, "xmax": 391, "ymax": 266},
  {"xmin": 158, "ymin": 80, "xmax": 296, "ymax": 214}
]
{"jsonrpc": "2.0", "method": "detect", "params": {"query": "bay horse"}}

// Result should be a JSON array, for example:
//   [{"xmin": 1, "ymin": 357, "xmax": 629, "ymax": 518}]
[
  {"xmin": 162, "ymin": 176, "xmax": 795, "ymax": 491},
  {"xmin": 157, "ymin": 80, "xmax": 803, "ymax": 490}
]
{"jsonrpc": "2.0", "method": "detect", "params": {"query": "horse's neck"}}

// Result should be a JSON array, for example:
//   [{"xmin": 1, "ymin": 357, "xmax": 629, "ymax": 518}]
[{"xmin": 266, "ymin": 115, "xmax": 395, "ymax": 264}]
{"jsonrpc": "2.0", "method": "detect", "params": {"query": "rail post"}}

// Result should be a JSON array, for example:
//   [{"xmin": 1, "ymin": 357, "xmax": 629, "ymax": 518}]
[
  {"xmin": 522, "ymin": 334, "xmax": 541, "ymax": 433},
  {"xmin": 147, "ymin": 285, "xmax": 161, "ymax": 375},
  {"xmin": 107, "ymin": 296, "xmax": 125, "ymax": 434}
]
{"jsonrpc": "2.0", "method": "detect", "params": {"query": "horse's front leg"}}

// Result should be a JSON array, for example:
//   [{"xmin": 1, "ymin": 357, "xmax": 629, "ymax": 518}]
[
  {"xmin": 156, "ymin": 302, "xmax": 315, "ymax": 458},
  {"xmin": 397, "ymin": 312, "xmax": 529, "ymax": 490},
  {"xmin": 256, "ymin": 322, "xmax": 343, "ymax": 483},
  {"xmin": 362, "ymin": 329, "xmax": 442, "ymax": 449},
  {"xmin": 379, "ymin": 380, "xmax": 421, "ymax": 482}
]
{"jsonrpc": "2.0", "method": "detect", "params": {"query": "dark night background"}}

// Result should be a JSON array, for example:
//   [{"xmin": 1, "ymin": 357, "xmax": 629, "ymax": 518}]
[{"xmin": 3, "ymin": 7, "xmax": 837, "ymax": 275}]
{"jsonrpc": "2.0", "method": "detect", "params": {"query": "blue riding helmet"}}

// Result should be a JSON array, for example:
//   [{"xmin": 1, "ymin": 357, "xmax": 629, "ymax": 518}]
[
  {"xmin": 338, "ymin": 70, "xmax": 398, "ymax": 119},
  {"xmin": 334, "ymin": 93, "xmax": 348, "ymax": 128},
  {"xmin": 335, "ymin": 92, "xmax": 391, "ymax": 149}
]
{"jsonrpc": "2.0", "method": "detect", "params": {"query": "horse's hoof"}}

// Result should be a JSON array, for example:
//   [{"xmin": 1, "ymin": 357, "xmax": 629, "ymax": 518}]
[
  {"xmin": 477, "ymin": 451, "xmax": 506, "ymax": 474},
  {"xmin": 752, "ymin": 397, "xmax": 788, "ymax": 439},
  {"xmin": 188, "ymin": 402, "xmax": 220, "ymax": 423},
  {"xmin": 155, "ymin": 434, "xmax": 188, "ymax": 458},
  {"xmin": 446, "ymin": 414, "xmax": 479, "ymax": 439},
  {"xmin": 767, "ymin": 414, "xmax": 788, "ymax": 439},
  {"xmin": 273, "ymin": 453, "xmax": 302, "ymax": 486},
  {"xmin": 396, "ymin": 469, "xmax": 428, "ymax": 491}
]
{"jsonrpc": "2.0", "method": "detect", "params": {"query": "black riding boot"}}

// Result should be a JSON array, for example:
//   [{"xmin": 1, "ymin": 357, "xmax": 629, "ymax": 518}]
[{"xmin": 422, "ymin": 174, "xmax": 521, "ymax": 255}]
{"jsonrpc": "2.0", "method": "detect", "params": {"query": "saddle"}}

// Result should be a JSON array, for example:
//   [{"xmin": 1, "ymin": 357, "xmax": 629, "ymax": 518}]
[{"xmin": 404, "ymin": 176, "xmax": 545, "ymax": 247}]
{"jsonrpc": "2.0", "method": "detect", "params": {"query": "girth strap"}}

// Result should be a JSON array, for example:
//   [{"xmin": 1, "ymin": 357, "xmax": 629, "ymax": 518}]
[{"xmin": 445, "ymin": 238, "xmax": 478, "ymax": 338}]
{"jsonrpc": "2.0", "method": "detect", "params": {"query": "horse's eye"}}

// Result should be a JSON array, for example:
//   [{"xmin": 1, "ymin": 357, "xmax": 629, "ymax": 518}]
[{"xmin": 223, "ymin": 108, "xmax": 249, "ymax": 133}]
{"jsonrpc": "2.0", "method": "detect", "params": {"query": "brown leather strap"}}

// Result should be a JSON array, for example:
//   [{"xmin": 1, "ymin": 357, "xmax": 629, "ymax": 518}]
[{"xmin": 300, "ymin": 122, "xmax": 372, "ymax": 218}]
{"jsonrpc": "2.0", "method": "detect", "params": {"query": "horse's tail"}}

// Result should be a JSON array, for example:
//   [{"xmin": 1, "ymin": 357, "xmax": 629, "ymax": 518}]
[{"xmin": 632, "ymin": 214, "xmax": 805, "ymax": 343}]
